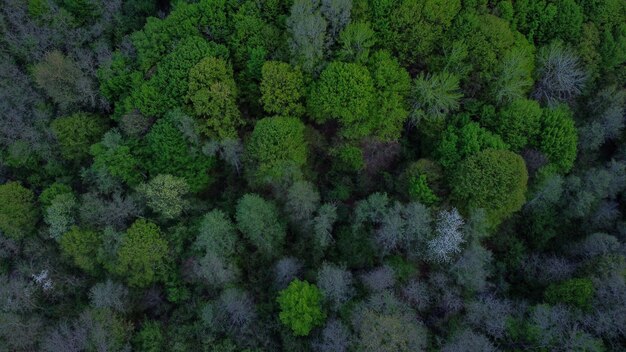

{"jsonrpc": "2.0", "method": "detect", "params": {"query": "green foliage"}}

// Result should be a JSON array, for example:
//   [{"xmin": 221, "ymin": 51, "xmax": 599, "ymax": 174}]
[
  {"xmin": 187, "ymin": 56, "xmax": 241, "ymax": 139},
  {"xmin": 60, "ymin": 226, "xmax": 101, "ymax": 274},
  {"xmin": 51, "ymin": 113, "xmax": 108, "ymax": 162},
  {"xmin": 27, "ymin": 0, "xmax": 49, "ymax": 18},
  {"xmin": 451, "ymin": 149, "xmax": 528, "ymax": 226},
  {"xmin": 408, "ymin": 174, "xmax": 439, "ymax": 206},
  {"xmin": 537, "ymin": 105, "xmax": 578, "ymax": 173},
  {"xmin": 277, "ymin": 279, "xmax": 326, "ymax": 336},
  {"xmin": 133, "ymin": 321, "xmax": 164, "ymax": 352},
  {"xmin": 260, "ymin": 61, "xmax": 305, "ymax": 117},
  {"xmin": 309, "ymin": 61, "xmax": 376, "ymax": 139},
  {"xmin": 39, "ymin": 182, "xmax": 72, "ymax": 207},
  {"xmin": 435, "ymin": 118, "xmax": 508, "ymax": 169},
  {"xmin": 113, "ymin": 219, "xmax": 168, "ymax": 287},
  {"xmin": 513, "ymin": 0, "xmax": 583, "ymax": 44},
  {"xmin": 368, "ymin": 51, "xmax": 411, "ymax": 141},
  {"xmin": 90, "ymin": 132, "xmax": 143, "ymax": 186},
  {"xmin": 235, "ymin": 194, "xmax": 286, "ymax": 258},
  {"xmin": 0, "ymin": 182, "xmax": 38, "ymax": 240},
  {"xmin": 246, "ymin": 116, "xmax": 307, "ymax": 182},
  {"xmin": 338, "ymin": 21, "xmax": 377, "ymax": 63},
  {"xmin": 482, "ymin": 99, "xmax": 542, "ymax": 151},
  {"xmin": 44, "ymin": 192, "xmax": 77, "ymax": 241},
  {"xmin": 127, "ymin": 36, "xmax": 229, "ymax": 118},
  {"xmin": 137, "ymin": 174, "xmax": 189, "ymax": 220},
  {"xmin": 333, "ymin": 144, "xmax": 365, "ymax": 172},
  {"xmin": 410, "ymin": 71, "xmax": 462, "ymax": 124},
  {"xmin": 544, "ymin": 278, "xmax": 595, "ymax": 310},
  {"xmin": 142, "ymin": 112, "xmax": 215, "ymax": 192}
]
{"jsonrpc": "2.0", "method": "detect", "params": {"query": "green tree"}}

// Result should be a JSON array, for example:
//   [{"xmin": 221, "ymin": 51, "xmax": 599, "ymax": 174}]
[
  {"xmin": 0, "ymin": 182, "xmax": 38, "ymax": 240},
  {"xmin": 60, "ymin": 226, "xmax": 101, "ymax": 274},
  {"xmin": 90, "ymin": 131, "xmax": 143, "ymax": 186},
  {"xmin": 260, "ymin": 61, "xmax": 305, "ymax": 117},
  {"xmin": 410, "ymin": 71, "xmax": 462, "ymax": 124},
  {"xmin": 113, "ymin": 219, "xmax": 168, "ymax": 287},
  {"xmin": 308, "ymin": 61, "xmax": 376, "ymax": 139},
  {"xmin": 368, "ymin": 51, "xmax": 411, "ymax": 141},
  {"xmin": 142, "ymin": 112, "xmax": 215, "ymax": 192},
  {"xmin": 277, "ymin": 279, "xmax": 326, "ymax": 336},
  {"xmin": 246, "ymin": 116, "xmax": 307, "ymax": 182},
  {"xmin": 482, "ymin": 99, "xmax": 542, "ymax": 151},
  {"xmin": 337, "ymin": 21, "xmax": 376, "ymax": 63},
  {"xmin": 235, "ymin": 194, "xmax": 286, "ymax": 258},
  {"xmin": 452, "ymin": 149, "xmax": 528, "ymax": 226},
  {"xmin": 51, "ymin": 113, "xmax": 108, "ymax": 162},
  {"xmin": 537, "ymin": 105, "xmax": 578, "ymax": 173},
  {"xmin": 137, "ymin": 174, "xmax": 189, "ymax": 220},
  {"xmin": 544, "ymin": 278, "xmax": 594, "ymax": 310},
  {"xmin": 186, "ymin": 56, "xmax": 241, "ymax": 139},
  {"xmin": 435, "ymin": 119, "xmax": 508, "ymax": 169}
]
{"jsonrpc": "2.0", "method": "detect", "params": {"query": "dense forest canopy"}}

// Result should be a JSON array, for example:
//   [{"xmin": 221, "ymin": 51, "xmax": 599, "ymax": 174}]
[{"xmin": 1, "ymin": 0, "xmax": 626, "ymax": 351}]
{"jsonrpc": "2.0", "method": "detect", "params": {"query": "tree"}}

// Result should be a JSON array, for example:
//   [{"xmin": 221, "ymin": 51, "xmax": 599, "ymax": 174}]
[
  {"xmin": 113, "ymin": 219, "xmax": 168, "ymax": 287},
  {"xmin": 51, "ymin": 113, "xmax": 108, "ymax": 162},
  {"xmin": 441, "ymin": 329, "xmax": 497, "ymax": 352},
  {"xmin": 410, "ymin": 71, "xmax": 462, "ymax": 125},
  {"xmin": 285, "ymin": 181, "xmax": 320, "ymax": 224},
  {"xmin": 533, "ymin": 41, "xmax": 586, "ymax": 106},
  {"xmin": 0, "ymin": 182, "xmax": 38, "ymax": 240},
  {"xmin": 337, "ymin": 21, "xmax": 376, "ymax": 63},
  {"xmin": 274, "ymin": 257, "xmax": 303, "ymax": 290},
  {"xmin": 435, "ymin": 119, "xmax": 508, "ymax": 170},
  {"xmin": 427, "ymin": 208, "xmax": 465, "ymax": 263},
  {"xmin": 246, "ymin": 116, "xmax": 307, "ymax": 182},
  {"xmin": 195, "ymin": 209, "xmax": 238, "ymax": 258},
  {"xmin": 137, "ymin": 174, "xmax": 189, "ymax": 220},
  {"xmin": 287, "ymin": 0, "xmax": 327, "ymax": 73},
  {"xmin": 89, "ymin": 280, "xmax": 129, "ymax": 313},
  {"xmin": 313, "ymin": 319, "xmax": 352, "ymax": 352},
  {"xmin": 320, "ymin": 0, "xmax": 352, "ymax": 46},
  {"xmin": 60, "ymin": 226, "xmax": 101, "ymax": 274},
  {"xmin": 142, "ymin": 112, "xmax": 215, "ymax": 192},
  {"xmin": 489, "ymin": 46, "xmax": 535, "ymax": 105},
  {"xmin": 260, "ymin": 61, "xmax": 305, "ymax": 116},
  {"xmin": 538, "ymin": 104, "xmax": 578, "ymax": 172},
  {"xmin": 32, "ymin": 50, "xmax": 96, "ymax": 109},
  {"xmin": 368, "ymin": 50, "xmax": 411, "ymax": 141},
  {"xmin": 186, "ymin": 56, "xmax": 241, "ymax": 139},
  {"xmin": 482, "ymin": 99, "xmax": 542, "ymax": 151},
  {"xmin": 352, "ymin": 293, "xmax": 428, "ymax": 352},
  {"xmin": 44, "ymin": 192, "xmax": 77, "ymax": 241},
  {"xmin": 316, "ymin": 262, "xmax": 354, "ymax": 311},
  {"xmin": 277, "ymin": 279, "xmax": 326, "ymax": 336},
  {"xmin": 451, "ymin": 149, "xmax": 528, "ymax": 225},
  {"xmin": 545, "ymin": 278, "xmax": 594, "ymax": 310},
  {"xmin": 235, "ymin": 194, "xmax": 286, "ymax": 258},
  {"xmin": 308, "ymin": 61, "xmax": 376, "ymax": 139}
]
